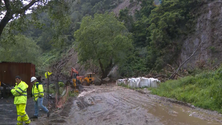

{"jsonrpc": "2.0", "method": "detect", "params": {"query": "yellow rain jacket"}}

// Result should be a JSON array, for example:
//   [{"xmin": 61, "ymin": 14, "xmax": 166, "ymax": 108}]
[
  {"xmin": 32, "ymin": 82, "xmax": 44, "ymax": 101},
  {"xmin": 11, "ymin": 81, "xmax": 28, "ymax": 104}
]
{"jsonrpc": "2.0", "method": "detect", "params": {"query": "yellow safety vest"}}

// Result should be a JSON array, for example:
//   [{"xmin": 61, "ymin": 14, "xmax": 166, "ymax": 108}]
[
  {"xmin": 11, "ymin": 81, "xmax": 28, "ymax": 104},
  {"xmin": 32, "ymin": 82, "xmax": 44, "ymax": 101}
]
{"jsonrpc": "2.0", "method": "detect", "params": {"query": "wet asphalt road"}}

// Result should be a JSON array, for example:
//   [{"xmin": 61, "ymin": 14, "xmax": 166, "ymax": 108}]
[
  {"xmin": 5, "ymin": 84, "xmax": 222, "ymax": 125},
  {"xmin": 0, "ymin": 96, "xmax": 48, "ymax": 125},
  {"xmin": 63, "ymin": 85, "xmax": 222, "ymax": 125}
]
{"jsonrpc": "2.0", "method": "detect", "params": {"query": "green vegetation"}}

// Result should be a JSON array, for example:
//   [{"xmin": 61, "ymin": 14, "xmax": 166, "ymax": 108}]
[
  {"xmin": 1, "ymin": 0, "xmax": 221, "ymax": 114},
  {"xmin": 0, "ymin": 0, "xmax": 207, "ymax": 77},
  {"xmin": 0, "ymin": 0, "xmax": 46, "ymax": 36},
  {"xmin": 74, "ymin": 13, "xmax": 133, "ymax": 78},
  {"xmin": 48, "ymin": 84, "xmax": 55, "ymax": 94},
  {"xmin": 118, "ymin": 0, "xmax": 204, "ymax": 76},
  {"xmin": 151, "ymin": 67, "xmax": 222, "ymax": 113},
  {"xmin": 58, "ymin": 82, "xmax": 65, "ymax": 87},
  {"xmin": 48, "ymin": 83, "xmax": 65, "ymax": 94},
  {"xmin": 0, "ymin": 0, "xmax": 122, "ymax": 76},
  {"xmin": 0, "ymin": 34, "xmax": 41, "ymax": 63},
  {"xmin": 69, "ymin": 91, "xmax": 79, "ymax": 97}
]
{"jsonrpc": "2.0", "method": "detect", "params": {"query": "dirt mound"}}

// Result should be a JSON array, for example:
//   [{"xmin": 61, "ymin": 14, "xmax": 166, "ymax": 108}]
[{"xmin": 50, "ymin": 48, "xmax": 101, "ymax": 81}]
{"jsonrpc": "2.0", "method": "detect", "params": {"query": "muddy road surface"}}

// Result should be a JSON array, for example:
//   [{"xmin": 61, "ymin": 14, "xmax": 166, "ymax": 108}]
[{"xmin": 32, "ymin": 84, "xmax": 222, "ymax": 125}]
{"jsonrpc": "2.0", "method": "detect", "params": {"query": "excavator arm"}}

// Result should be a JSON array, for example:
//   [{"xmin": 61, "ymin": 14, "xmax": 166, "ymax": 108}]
[
  {"xmin": 71, "ymin": 67, "xmax": 80, "ymax": 93},
  {"xmin": 71, "ymin": 68, "xmax": 79, "ymax": 78}
]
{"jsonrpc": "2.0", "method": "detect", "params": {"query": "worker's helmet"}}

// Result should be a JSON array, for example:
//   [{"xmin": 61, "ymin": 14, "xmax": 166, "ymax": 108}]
[{"xmin": 31, "ymin": 77, "xmax": 37, "ymax": 82}]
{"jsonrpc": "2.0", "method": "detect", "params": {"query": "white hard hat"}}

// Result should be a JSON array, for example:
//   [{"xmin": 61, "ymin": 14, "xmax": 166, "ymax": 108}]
[{"xmin": 31, "ymin": 77, "xmax": 37, "ymax": 82}]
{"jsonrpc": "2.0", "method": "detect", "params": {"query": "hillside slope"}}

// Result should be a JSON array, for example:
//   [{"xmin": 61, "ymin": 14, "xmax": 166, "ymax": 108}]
[
  {"xmin": 113, "ymin": 0, "xmax": 141, "ymax": 15},
  {"xmin": 179, "ymin": 0, "xmax": 222, "ymax": 69}
]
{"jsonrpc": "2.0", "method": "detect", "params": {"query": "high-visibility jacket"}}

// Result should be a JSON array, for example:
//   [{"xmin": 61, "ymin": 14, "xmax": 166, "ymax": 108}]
[
  {"xmin": 32, "ymin": 82, "xmax": 44, "ymax": 101},
  {"xmin": 11, "ymin": 81, "xmax": 28, "ymax": 104}
]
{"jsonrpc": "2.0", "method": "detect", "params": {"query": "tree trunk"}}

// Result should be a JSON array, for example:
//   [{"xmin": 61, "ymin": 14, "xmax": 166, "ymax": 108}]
[
  {"xmin": 0, "ymin": 12, "xmax": 12, "ymax": 36},
  {"xmin": 98, "ymin": 59, "xmax": 105, "ymax": 78},
  {"xmin": 101, "ymin": 59, "xmax": 114, "ymax": 79},
  {"xmin": 169, "ymin": 41, "xmax": 203, "ymax": 79}
]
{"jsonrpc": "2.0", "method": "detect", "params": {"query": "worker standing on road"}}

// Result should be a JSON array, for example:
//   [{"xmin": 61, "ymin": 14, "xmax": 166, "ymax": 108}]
[
  {"xmin": 30, "ymin": 76, "xmax": 49, "ymax": 119},
  {"xmin": 11, "ymin": 76, "xmax": 31, "ymax": 125}
]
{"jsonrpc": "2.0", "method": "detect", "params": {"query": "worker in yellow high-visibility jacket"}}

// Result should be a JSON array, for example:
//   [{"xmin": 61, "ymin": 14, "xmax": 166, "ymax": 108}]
[
  {"xmin": 30, "ymin": 76, "xmax": 49, "ymax": 119},
  {"xmin": 11, "ymin": 76, "xmax": 31, "ymax": 125}
]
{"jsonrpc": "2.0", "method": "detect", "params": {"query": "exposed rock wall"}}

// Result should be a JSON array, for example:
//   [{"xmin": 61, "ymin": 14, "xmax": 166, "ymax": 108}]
[
  {"xmin": 113, "ymin": 0, "xmax": 141, "ymax": 16},
  {"xmin": 179, "ymin": 0, "xmax": 222, "ymax": 69}
]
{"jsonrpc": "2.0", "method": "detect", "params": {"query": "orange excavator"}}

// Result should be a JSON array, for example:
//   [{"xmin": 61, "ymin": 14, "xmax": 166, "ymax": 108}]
[{"xmin": 71, "ymin": 68, "xmax": 95, "ymax": 88}]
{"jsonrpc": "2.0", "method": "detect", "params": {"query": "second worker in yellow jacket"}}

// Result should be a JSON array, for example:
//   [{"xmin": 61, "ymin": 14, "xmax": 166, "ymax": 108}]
[{"xmin": 30, "ymin": 76, "xmax": 49, "ymax": 119}]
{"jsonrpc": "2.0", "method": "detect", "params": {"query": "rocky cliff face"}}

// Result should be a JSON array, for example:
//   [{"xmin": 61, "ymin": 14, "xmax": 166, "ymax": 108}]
[
  {"xmin": 113, "ymin": 0, "xmax": 141, "ymax": 16},
  {"xmin": 179, "ymin": 0, "xmax": 222, "ymax": 69}
]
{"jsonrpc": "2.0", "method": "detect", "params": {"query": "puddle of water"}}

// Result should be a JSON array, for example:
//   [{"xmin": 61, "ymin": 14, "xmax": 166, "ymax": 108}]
[{"xmin": 149, "ymin": 102, "xmax": 221, "ymax": 125}]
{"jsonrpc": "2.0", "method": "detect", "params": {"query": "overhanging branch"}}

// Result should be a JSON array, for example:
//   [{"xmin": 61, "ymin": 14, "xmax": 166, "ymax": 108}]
[{"xmin": 0, "ymin": 0, "xmax": 40, "ymax": 36}]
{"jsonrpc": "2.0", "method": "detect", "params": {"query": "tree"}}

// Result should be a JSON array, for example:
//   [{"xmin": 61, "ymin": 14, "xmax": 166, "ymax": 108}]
[
  {"xmin": 0, "ymin": 0, "xmax": 51, "ymax": 36},
  {"xmin": 0, "ymin": 34, "xmax": 41, "ymax": 64},
  {"xmin": 74, "ymin": 13, "xmax": 133, "ymax": 78},
  {"xmin": 0, "ymin": 0, "xmax": 75, "ymax": 37},
  {"xmin": 118, "ymin": 8, "xmax": 134, "ymax": 31}
]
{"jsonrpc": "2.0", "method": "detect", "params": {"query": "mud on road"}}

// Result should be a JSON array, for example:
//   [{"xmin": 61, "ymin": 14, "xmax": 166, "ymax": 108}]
[{"xmin": 31, "ymin": 84, "xmax": 222, "ymax": 125}]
